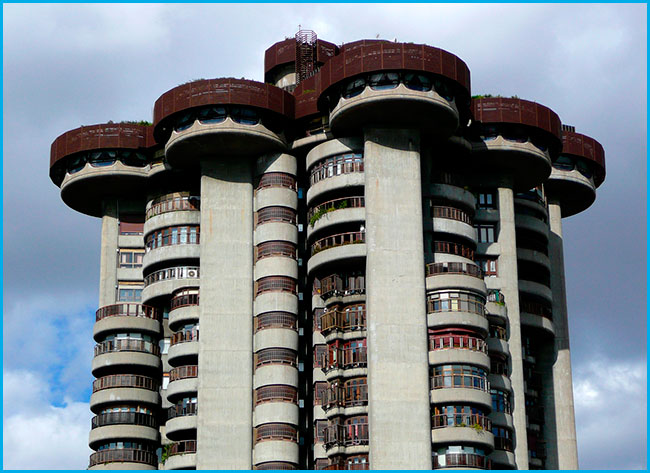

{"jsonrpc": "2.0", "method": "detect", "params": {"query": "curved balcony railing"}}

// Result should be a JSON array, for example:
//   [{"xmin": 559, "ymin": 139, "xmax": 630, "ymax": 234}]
[
  {"xmin": 320, "ymin": 307, "xmax": 366, "ymax": 334},
  {"xmin": 92, "ymin": 374, "xmax": 159, "ymax": 393},
  {"xmin": 96, "ymin": 303, "xmax": 160, "ymax": 322},
  {"xmin": 431, "ymin": 413, "xmax": 491, "ymax": 431},
  {"xmin": 431, "ymin": 205, "xmax": 472, "ymax": 225},
  {"xmin": 256, "ymin": 206, "xmax": 297, "ymax": 226},
  {"xmin": 321, "ymin": 347, "xmax": 367, "ymax": 372},
  {"xmin": 520, "ymin": 299, "xmax": 553, "ymax": 319},
  {"xmin": 256, "ymin": 241, "xmax": 297, "ymax": 261},
  {"xmin": 256, "ymin": 461, "xmax": 299, "ymax": 470},
  {"xmin": 312, "ymin": 232, "xmax": 365, "ymax": 256},
  {"xmin": 324, "ymin": 423, "xmax": 369, "ymax": 449},
  {"xmin": 429, "ymin": 334, "xmax": 488, "ymax": 353},
  {"xmin": 494, "ymin": 436, "xmax": 514, "ymax": 452},
  {"xmin": 256, "ymin": 172, "xmax": 297, "ymax": 191},
  {"xmin": 318, "ymin": 274, "xmax": 365, "ymax": 300},
  {"xmin": 254, "ymin": 385, "xmax": 298, "ymax": 405},
  {"xmin": 167, "ymin": 402, "xmax": 198, "ymax": 420},
  {"xmin": 425, "ymin": 262, "xmax": 482, "ymax": 279},
  {"xmin": 433, "ymin": 241, "xmax": 474, "ymax": 260},
  {"xmin": 426, "ymin": 293, "xmax": 485, "ymax": 316},
  {"xmin": 144, "ymin": 266, "xmax": 199, "ymax": 287},
  {"xmin": 254, "ymin": 311, "xmax": 297, "ymax": 332},
  {"xmin": 91, "ymin": 411, "xmax": 157, "ymax": 429},
  {"xmin": 255, "ymin": 348, "xmax": 297, "ymax": 368},
  {"xmin": 431, "ymin": 374, "xmax": 489, "ymax": 392},
  {"xmin": 94, "ymin": 339, "xmax": 160, "ymax": 357},
  {"xmin": 308, "ymin": 196, "xmax": 365, "ymax": 225},
  {"xmin": 255, "ymin": 276, "xmax": 297, "ymax": 296},
  {"xmin": 170, "ymin": 291, "xmax": 199, "ymax": 310},
  {"xmin": 169, "ymin": 440, "xmax": 197, "ymax": 456},
  {"xmin": 432, "ymin": 453, "xmax": 490, "ymax": 469},
  {"xmin": 324, "ymin": 459, "xmax": 369, "ymax": 470},
  {"xmin": 309, "ymin": 153, "xmax": 364, "ymax": 186},
  {"xmin": 146, "ymin": 194, "xmax": 200, "ymax": 220},
  {"xmin": 170, "ymin": 365, "xmax": 198, "ymax": 381},
  {"xmin": 254, "ymin": 423, "xmax": 298, "ymax": 443},
  {"xmin": 145, "ymin": 225, "xmax": 200, "ymax": 252},
  {"xmin": 89, "ymin": 448, "xmax": 157, "ymax": 467},
  {"xmin": 170, "ymin": 328, "xmax": 199, "ymax": 346},
  {"xmin": 322, "ymin": 385, "xmax": 368, "ymax": 411}
]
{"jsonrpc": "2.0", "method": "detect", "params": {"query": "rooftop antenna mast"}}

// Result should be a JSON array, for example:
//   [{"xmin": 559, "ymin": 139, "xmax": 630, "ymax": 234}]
[{"xmin": 295, "ymin": 27, "xmax": 317, "ymax": 84}]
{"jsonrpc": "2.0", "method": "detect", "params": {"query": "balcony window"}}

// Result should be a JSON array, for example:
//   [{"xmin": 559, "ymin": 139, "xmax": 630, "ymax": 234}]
[
  {"xmin": 477, "ymin": 192, "xmax": 496, "ymax": 209},
  {"xmin": 427, "ymin": 291, "xmax": 485, "ymax": 316},
  {"xmin": 67, "ymin": 154, "xmax": 86, "ymax": 174},
  {"xmin": 119, "ymin": 249, "xmax": 144, "ymax": 268},
  {"xmin": 231, "ymin": 106, "xmax": 260, "ymax": 125},
  {"xmin": 145, "ymin": 225, "xmax": 200, "ymax": 251},
  {"xmin": 576, "ymin": 160, "xmax": 593, "ymax": 178},
  {"xmin": 118, "ymin": 286, "xmax": 142, "ymax": 302},
  {"xmin": 88, "ymin": 150, "xmax": 117, "ymax": 167},
  {"xmin": 432, "ymin": 405, "xmax": 491, "ymax": 430},
  {"xmin": 174, "ymin": 112, "xmax": 195, "ymax": 132},
  {"xmin": 431, "ymin": 365, "xmax": 488, "ymax": 391},
  {"xmin": 433, "ymin": 446, "xmax": 489, "ymax": 469},
  {"xmin": 476, "ymin": 258, "xmax": 498, "ymax": 277},
  {"xmin": 479, "ymin": 125, "xmax": 499, "ymax": 142},
  {"xmin": 343, "ymin": 78, "xmax": 366, "ymax": 98},
  {"xmin": 476, "ymin": 224, "xmax": 496, "ymax": 243},
  {"xmin": 404, "ymin": 73, "xmax": 432, "ymax": 91},
  {"xmin": 553, "ymin": 155, "xmax": 575, "ymax": 171},
  {"xmin": 433, "ymin": 78, "xmax": 454, "ymax": 101},
  {"xmin": 368, "ymin": 72, "xmax": 400, "ymax": 90},
  {"xmin": 198, "ymin": 106, "xmax": 227, "ymax": 124},
  {"xmin": 120, "ymin": 151, "xmax": 147, "ymax": 167},
  {"xmin": 491, "ymin": 388, "xmax": 512, "ymax": 414}
]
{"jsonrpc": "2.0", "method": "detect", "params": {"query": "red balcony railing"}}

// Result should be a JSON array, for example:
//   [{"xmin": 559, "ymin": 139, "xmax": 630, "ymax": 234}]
[
  {"xmin": 146, "ymin": 194, "xmax": 200, "ymax": 220},
  {"xmin": 321, "ymin": 384, "xmax": 368, "ymax": 411},
  {"xmin": 308, "ymin": 196, "xmax": 365, "ymax": 223},
  {"xmin": 170, "ymin": 292, "xmax": 199, "ymax": 310},
  {"xmin": 256, "ymin": 241, "xmax": 297, "ymax": 261},
  {"xmin": 256, "ymin": 172, "xmax": 297, "ymax": 191},
  {"xmin": 255, "ymin": 348, "xmax": 297, "ymax": 368},
  {"xmin": 254, "ymin": 311, "xmax": 297, "ymax": 331},
  {"xmin": 89, "ymin": 448, "xmax": 157, "ymax": 467},
  {"xmin": 254, "ymin": 423, "xmax": 298, "ymax": 443},
  {"xmin": 429, "ymin": 333, "xmax": 488, "ymax": 353},
  {"xmin": 170, "ymin": 328, "xmax": 199, "ymax": 346},
  {"xmin": 431, "ymin": 205, "xmax": 473, "ymax": 225},
  {"xmin": 433, "ymin": 241, "xmax": 474, "ymax": 259},
  {"xmin": 169, "ymin": 440, "xmax": 196, "ymax": 455},
  {"xmin": 430, "ymin": 374, "xmax": 489, "ymax": 392},
  {"xmin": 168, "ymin": 402, "xmax": 198, "ymax": 419},
  {"xmin": 95, "ymin": 303, "xmax": 160, "ymax": 322},
  {"xmin": 312, "ymin": 232, "xmax": 365, "ymax": 256},
  {"xmin": 318, "ymin": 274, "xmax": 365, "ymax": 300},
  {"xmin": 254, "ymin": 385, "xmax": 298, "ymax": 405}
]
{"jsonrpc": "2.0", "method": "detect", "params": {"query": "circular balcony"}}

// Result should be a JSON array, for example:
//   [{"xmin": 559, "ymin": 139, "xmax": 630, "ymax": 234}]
[
  {"xmin": 545, "ymin": 130, "xmax": 605, "ymax": 216},
  {"xmin": 153, "ymin": 79, "xmax": 293, "ymax": 165},
  {"xmin": 425, "ymin": 262, "xmax": 486, "ymax": 295},
  {"xmin": 254, "ymin": 255, "xmax": 298, "ymax": 281},
  {"xmin": 432, "ymin": 453, "xmax": 491, "ymax": 470},
  {"xmin": 254, "ymin": 422, "xmax": 300, "ymax": 465},
  {"xmin": 255, "ymin": 221, "xmax": 299, "ymax": 246},
  {"xmin": 141, "ymin": 266, "xmax": 200, "ymax": 304},
  {"xmin": 92, "ymin": 340, "xmax": 161, "ymax": 377},
  {"xmin": 470, "ymin": 98, "xmax": 561, "ymax": 191},
  {"xmin": 308, "ymin": 197, "xmax": 365, "ymax": 239},
  {"xmin": 323, "ymin": 423, "xmax": 369, "ymax": 455},
  {"xmin": 164, "ymin": 440, "xmax": 197, "ymax": 470},
  {"xmin": 255, "ymin": 186, "xmax": 298, "ymax": 213},
  {"xmin": 487, "ymin": 337, "xmax": 510, "ymax": 357},
  {"xmin": 488, "ymin": 374, "xmax": 511, "ymax": 393},
  {"xmin": 431, "ymin": 414, "xmax": 494, "ymax": 451},
  {"xmin": 89, "ymin": 416, "xmax": 159, "ymax": 449},
  {"xmin": 166, "ymin": 404, "xmax": 198, "ymax": 441},
  {"xmin": 254, "ymin": 311, "xmax": 298, "ymax": 333},
  {"xmin": 49, "ymin": 123, "xmax": 153, "ymax": 217},
  {"xmin": 93, "ymin": 304, "xmax": 161, "ymax": 341},
  {"xmin": 518, "ymin": 280, "xmax": 553, "ymax": 304},
  {"xmin": 254, "ymin": 364, "xmax": 298, "ymax": 390},
  {"xmin": 308, "ymin": 232, "xmax": 366, "ymax": 275},
  {"xmin": 426, "ymin": 205, "xmax": 476, "ymax": 242},
  {"xmin": 320, "ymin": 306, "xmax": 367, "ymax": 340},
  {"xmin": 168, "ymin": 330, "xmax": 199, "ymax": 366},
  {"xmin": 426, "ymin": 183, "xmax": 477, "ymax": 211},
  {"xmin": 88, "ymin": 448, "xmax": 157, "ymax": 470},
  {"xmin": 143, "ymin": 230, "xmax": 200, "ymax": 273},
  {"xmin": 321, "ymin": 384, "xmax": 368, "ymax": 419},
  {"xmin": 168, "ymin": 291, "xmax": 200, "ymax": 331},
  {"xmin": 428, "ymin": 335, "xmax": 490, "ymax": 370},
  {"xmin": 520, "ymin": 299, "xmax": 555, "ymax": 335},
  {"xmin": 430, "ymin": 377, "xmax": 492, "ymax": 410},
  {"xmin": 490, "ymin": 411, "xmax": 514, "ymax": 430},
  {"xmin": 254, "ymin": 400, "xmax": 299, "ymax": 426},
  {"xmin": 167, "ymin": 365, "xmax": 198, "ymax": 402},
  {"xmin": 90, "ymin": 375, "xmax": 160, "ymax": 412},
  {"xmin": 490, "ymin": 449, "xmax": 516, "ymax": 469}
]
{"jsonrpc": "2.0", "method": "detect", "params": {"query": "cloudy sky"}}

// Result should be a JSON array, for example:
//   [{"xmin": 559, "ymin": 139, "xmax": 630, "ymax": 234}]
[{"xmin": 3, "ymin": 3, "xmax": 646, "ymax": 470}]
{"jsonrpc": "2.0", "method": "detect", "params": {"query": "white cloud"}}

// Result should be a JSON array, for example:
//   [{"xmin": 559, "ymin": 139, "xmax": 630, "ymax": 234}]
[
  {"xmin": 3, "ymin": 370, "xmax": 92, "ymax": 470},
  {"xmin": 574, "ymin": 357, "xmax": 647, "ymax": 469}
]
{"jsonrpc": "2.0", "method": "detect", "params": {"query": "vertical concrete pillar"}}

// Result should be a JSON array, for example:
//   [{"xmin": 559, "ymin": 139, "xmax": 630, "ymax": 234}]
[
  {"xmin": 197, "ymin": 158, "xmax": 254, "ymax": 469},
  {"xmin": 99, "ymin": 200, "xmax": 119, "ymax": 307},
  {"xmin": 497, "ymin": 185, "xmax": 529, "ymax": 469},
  {"xmin": 364, "ymin": 128, "xmax": 432, "ymax": 469},
  {"xmin": 546, "ymin": 201, "xmax": 579, "ymax": 469}
]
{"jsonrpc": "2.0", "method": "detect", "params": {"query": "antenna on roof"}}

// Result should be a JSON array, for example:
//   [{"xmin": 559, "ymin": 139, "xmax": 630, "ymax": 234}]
[{"xmin": 295, "ymin": 28, "xmax": 318, "ymax": 85}]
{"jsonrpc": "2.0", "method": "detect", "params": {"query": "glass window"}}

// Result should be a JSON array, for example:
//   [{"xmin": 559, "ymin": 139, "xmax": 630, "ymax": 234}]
[
  {"xmin": 174, "ymin": 112, "xmax": 195, "ymax": 131},
  {"xmin": 343, "ymin": 77, "xmax": 366, "ymax": 98},
  {"xmin": 404, "ymin": 73, "xmax": 432, "ymax": 91},
  {"xmin": 477, "ymin": 192, "xmax": 496, "ymax": 209},
  {"xmin": 553, "ymin": 156, "xmax": 575, "ymax": 171},
  {"xmin": 198, "ymin": 106, "xmax": 227, "ymax": 124},
  {"xmin": 476, "ymin": 224, "xmax": 496, "ymax": 243}
]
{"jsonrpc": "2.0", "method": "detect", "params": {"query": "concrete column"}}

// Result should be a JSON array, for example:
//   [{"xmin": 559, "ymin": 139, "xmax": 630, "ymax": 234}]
[
  {"xmin": 197, "ymin": 158, "xmax": 254, "ymax": 469},
  {"xmin": 496, "ymin": 186, "xmax": 529, "ymax": 469},
  {"xmin": 99, "ymin": 200, "xmax": 119, "ymax": 307},
  {"xmin": 546, "ymin": 201, "xmax": 579, "ymax": 469},
  {"xmin": 364, "ymin": 128, "xmax": 432, "ymax": 469}
]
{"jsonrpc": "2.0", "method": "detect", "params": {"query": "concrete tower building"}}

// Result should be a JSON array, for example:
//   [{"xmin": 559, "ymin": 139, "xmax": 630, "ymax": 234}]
[{"xmin": 48, "ymin": 31, "xmax": 605, "ymax": 470}]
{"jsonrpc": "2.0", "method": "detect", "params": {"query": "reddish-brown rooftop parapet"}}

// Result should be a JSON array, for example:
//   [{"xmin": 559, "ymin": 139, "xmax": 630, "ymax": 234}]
[
  {"xmin": 153, "ymin": 78, "xmax": 294, "ymax": 141},
  {"xmin": 50, "ymin": 123, "xmax": 154, "ymax": 169},
  {"xmin": 472, "ymin": 97, "xmax": 562, "ymax": 142},
  {"xmin": 264, "ymin": 38, "xmax": 338, "ymax": 75},
  {"xmin": 562, "ymin": 131, "xmax": 606, "ymax": 186}
]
